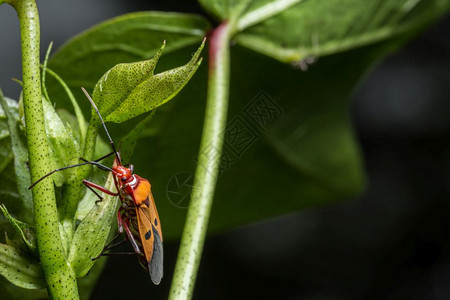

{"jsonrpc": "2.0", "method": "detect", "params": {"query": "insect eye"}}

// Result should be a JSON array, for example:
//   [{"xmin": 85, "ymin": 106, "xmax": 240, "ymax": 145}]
[{"xmin": 121, "ymin": 177, "xmax": 127, "ymax": 182}]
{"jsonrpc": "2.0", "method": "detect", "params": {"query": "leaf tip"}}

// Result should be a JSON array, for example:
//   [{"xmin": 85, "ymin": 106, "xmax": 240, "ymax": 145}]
[
  {"xmin": 189, "ymin": 38, "xmax": 206, "ymax": 65},
  {"xmin": 153, "ymin": 41, "xmax": 166, "ymax": 60}
]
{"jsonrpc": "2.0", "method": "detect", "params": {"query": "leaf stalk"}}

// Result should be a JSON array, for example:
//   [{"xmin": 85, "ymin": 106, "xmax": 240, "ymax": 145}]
[{"xmin": 169, "ymin": 21, "xmax": 231, "ymax": 300}]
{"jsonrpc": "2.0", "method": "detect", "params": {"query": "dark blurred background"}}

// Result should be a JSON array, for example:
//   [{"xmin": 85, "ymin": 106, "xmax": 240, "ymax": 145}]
[{"xmin": 1, "ymin": 1, "xmax": 449, "ymax": 299}]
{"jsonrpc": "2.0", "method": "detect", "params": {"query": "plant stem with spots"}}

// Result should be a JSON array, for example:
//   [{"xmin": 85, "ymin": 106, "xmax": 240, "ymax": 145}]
[{"xmin": 7, "ymin": 0, "xmax": 79, "ymax": 298}]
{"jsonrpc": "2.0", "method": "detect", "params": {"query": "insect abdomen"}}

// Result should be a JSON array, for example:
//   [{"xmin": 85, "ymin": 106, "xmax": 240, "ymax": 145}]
[{"xmin": 119, "ymin": 206, "xmax": 148, "ymax": 267}]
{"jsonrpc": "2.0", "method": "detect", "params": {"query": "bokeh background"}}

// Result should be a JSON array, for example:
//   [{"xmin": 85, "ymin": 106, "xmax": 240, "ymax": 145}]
[{"xmin": 1, "ymin": 1, "xmax": 449, "ymax": 299}]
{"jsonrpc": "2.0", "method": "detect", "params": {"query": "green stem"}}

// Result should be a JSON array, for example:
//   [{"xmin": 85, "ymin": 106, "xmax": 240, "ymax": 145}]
[
  {"xmin": 7, "ymin": 0, "xmax": 79, "ymax": 298},
  {"xmin": 169, "ymin": 22, "xmax": 231, "ymax": 300}
]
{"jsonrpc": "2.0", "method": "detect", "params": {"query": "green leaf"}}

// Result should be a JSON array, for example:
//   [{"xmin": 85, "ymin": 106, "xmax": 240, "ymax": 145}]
[
  {"xmin": 0, "ymin": 163, "xmax": 19, "ymax": 215},
  {"xmin": 124, "ymin": 34, "xmax": 417, "ymax": 240},
  {"xmin": 4, "ymin": 232, "xmax": 14, "ymax": 248},
  {"xmin": 56, "ymin": 109, "xmax": 83, "ymax": 145},
  {"xmin": 199, "ymin": 0, "xmax": 303, "ymax": 26},
  {"xmin": 76, "ymin": 257, "xmax": 107, "ymax": 300},
  {"xmin": 0, "ymin": 283, "xmax": 47, "ymax": 300},
  {"xmin": 0, "ymin": 243, "xmax": 45, "ymax": 289},
  {"xmin": 91, "ymin": 43, "xmax": 165, "ymax": 121},
  {"xmin": 232, "ymin": 0, "xmax": 450, "ymax": 62},
  {"xmin": 0, "ymin": 97, "xmax": 15, "ymax": 174},
  {"xmin": 236, "ymin": 0, "xmax": 305, "ymax": 31},
  {"xmin": 90, "ymin": 40, "xmax": 204, "ymax": 124},
  {"xmin": 0, "ymin": 205, "xmax": 37, "ymax": 255},
  {"xmin": 47, "ymin": 11, "xmax": 210, "ymax": 112},
  {"xmin": 45, "ymin": 68, "xmax": 87, "ymax": 145},
  {"xmin": 0, "ymin": 138, "xmax": 13, "ymax": 175},
  {"xmin": 67, "ymin": 173, "xmax": 118, "ymax": 277},
  {"xmin": 58, "ymin": 222, "xmax": 70, "ymax": 257},
  {"xmin": 200, "ymin": 0, "xmax": 450, "ymax": 62},
  {"xmin": 0, "ymin": 96, "xmax": 33, "ymax": 226},
  {"xmin": 0, "ymin": 91, "xmax": 33, "ymax": 217},
  {"xmin": 42, "ymin": 98, "xmax": 81, "ymax": 186},
  {"xmin": 41, "ymin": 42, "xmax": 53, "ymax": 103}
]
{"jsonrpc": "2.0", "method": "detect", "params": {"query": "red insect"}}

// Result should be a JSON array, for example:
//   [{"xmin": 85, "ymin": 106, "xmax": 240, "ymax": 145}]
[{"xmin": 29, "ymin": 88, "xmax": 163, "ymax": 284}]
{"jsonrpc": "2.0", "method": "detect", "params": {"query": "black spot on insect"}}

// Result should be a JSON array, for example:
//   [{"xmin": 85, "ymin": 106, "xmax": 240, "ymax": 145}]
[
  {"xmin": 154, "ymin": 218, "xmax": 158, "ymax": 226},
  {"xmin": 145, "ymin": 230, "xmax": 152, "ymax": 240}
]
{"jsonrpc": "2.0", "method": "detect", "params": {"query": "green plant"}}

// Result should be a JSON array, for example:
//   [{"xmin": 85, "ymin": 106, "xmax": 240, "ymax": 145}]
[{"xmin": 0, "ymin": 0, "xmax": 448, "ymax": 299}]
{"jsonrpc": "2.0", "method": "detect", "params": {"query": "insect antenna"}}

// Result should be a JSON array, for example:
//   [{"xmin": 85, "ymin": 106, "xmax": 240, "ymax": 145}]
[
  {"xmin": 81, "ymin": 87, "xmax": 122, "ymax": 165},
  {"xmin": 29, "ymin": 161, "xmax": 113, "ymax": 189}
]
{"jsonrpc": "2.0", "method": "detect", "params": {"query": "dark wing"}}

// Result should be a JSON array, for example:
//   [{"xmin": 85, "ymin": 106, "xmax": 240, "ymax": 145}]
[{"xmin": 149, "ymin": 226, "xmax": 163, "ymax": 285}]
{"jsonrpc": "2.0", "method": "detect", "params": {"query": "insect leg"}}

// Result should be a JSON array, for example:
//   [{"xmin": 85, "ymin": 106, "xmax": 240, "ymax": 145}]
[
  {"xmin": 92, "ymin": 213, "xmax": 129, "ymax": 261},
  {"xmin": 91, "ymin": 232, "xmax": 128, "ymax": 261},
  {"xmin": 91, "ymin": 233, "xmax": 126, "ymax": 260},
  {"xmin": 103, "ymin": 238, "xmax": 127, "ymax": 251},
  {"xmin": 117, "ymin": 210, "xmax": 124, "ymax": 234},
  {"xmin": 93, "ymin": 251, "xmax": 136, "ymax": 257},
  {"xmin": 92, "ymin": 218, "xmax": 141, "ymax": 260},
  {"xmin": 123, "ymin": 219, "xmax": 141, "ymax": 254},
  {"xmin": 84, "ymin": 184, "xmax": 104, "ymax": 202},
  {"xmin": 82, "ymin": 179, "xmax": 118, "ymax": 204}
]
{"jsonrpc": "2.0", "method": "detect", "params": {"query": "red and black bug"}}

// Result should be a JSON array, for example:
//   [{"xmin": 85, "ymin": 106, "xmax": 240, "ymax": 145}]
[{"xmin": 30, "ymin": 88, "xmax": 163, "ymax": 284}]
